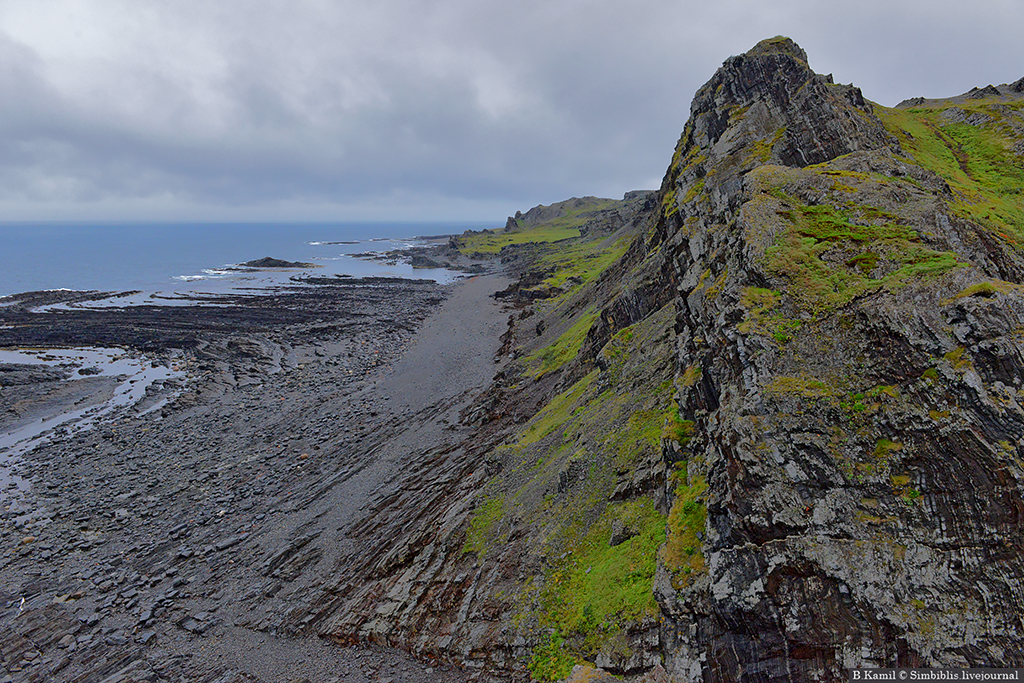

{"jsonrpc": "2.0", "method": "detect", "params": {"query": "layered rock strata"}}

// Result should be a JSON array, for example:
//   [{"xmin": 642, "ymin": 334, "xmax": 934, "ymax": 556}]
[{"xmin": 655, "ymin": 37, "xmax": 1024, "ymax": 680}]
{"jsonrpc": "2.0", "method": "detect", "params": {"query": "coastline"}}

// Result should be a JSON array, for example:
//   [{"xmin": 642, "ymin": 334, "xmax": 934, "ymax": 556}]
[{"xmin": 0, "ymin": 270, "xmax": 512, "ymax": 682}]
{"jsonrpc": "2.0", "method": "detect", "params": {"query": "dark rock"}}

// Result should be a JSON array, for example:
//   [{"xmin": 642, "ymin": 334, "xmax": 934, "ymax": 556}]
[
  {"xmin": 239, "ymin": 257, "xmax": 315, "ymax": 269},
  {"xmin": 686, "ymin": 36, "xmax": 899, "ymax": 170},
  {"xmin": 897, "ymin": 96, "xmax": 926, "ymax": 108},
  {"xmin": 608, "ymin": 520, "xmax": 637, "ymax": 547},
  {"xmin": 967, "ymin": 84, "xmax": 1001, "ymax": 99},
  {"xmin": 652, "ymin": 36, "xmax": 1024, "ymax": 682},
  {"xmin": 213, "ymin": 534, "xmax": 249, "ymax": 552},
  {"xmin": 408, "ymin": 254, "xmax": 445, "ymax": 269}
]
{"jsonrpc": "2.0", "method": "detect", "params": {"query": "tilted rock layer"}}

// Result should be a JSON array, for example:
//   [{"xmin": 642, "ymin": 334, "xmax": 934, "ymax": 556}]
[
  {"xmin": 656, "ymin": 37, "xmax": 1024, "ymax": 680},
  {"xmin": 284, "ymin": 37, "xmax": 1024, "ymax": 682}
]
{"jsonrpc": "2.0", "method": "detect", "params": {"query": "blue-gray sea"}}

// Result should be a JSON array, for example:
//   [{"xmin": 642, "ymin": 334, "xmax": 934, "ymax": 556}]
[{"xmin": 0, "ymin": 221, "xmax": 498, "ymax": 300}]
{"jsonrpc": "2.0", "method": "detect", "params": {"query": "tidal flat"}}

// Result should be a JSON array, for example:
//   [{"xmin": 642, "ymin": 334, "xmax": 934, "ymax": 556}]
[{"xmin": 0, "ymin": 272, "xmax": 511, "ymax": 682}]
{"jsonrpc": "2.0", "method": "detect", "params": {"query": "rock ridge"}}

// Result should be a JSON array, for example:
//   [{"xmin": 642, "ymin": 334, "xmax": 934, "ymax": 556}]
[{"xmin": 651, "ymin": 37, "xmax": 1024, "ymax": 681}]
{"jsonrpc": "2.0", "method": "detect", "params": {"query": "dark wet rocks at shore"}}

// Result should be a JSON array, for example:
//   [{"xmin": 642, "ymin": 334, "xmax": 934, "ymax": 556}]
[
  {"xmin": 236, "ymin": 256, "xmax": 317, "ymax": 269},
  {"xmin": 0, "ymin": 276, "xmax": 489, "ymax": 683},
  {"xmin": 0, "ymin": 277, "xmax": 445, "ymax": 351},
  {"xmin": 352, "ymin": 240, "xmax": 490, "ymax": 275}
]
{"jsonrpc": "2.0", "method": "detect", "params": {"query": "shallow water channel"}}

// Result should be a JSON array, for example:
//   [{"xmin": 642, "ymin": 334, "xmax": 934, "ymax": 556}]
[{"xmin": 0, "ymin": 346, "xmax": 184, "ymax": 505}]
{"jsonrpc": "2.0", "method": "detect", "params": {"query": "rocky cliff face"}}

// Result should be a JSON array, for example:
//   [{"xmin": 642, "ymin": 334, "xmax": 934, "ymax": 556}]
[
  {"xmin": 655, "ymin": 36, "xmax": 1024, "ymax": 681},
  {"xmin": 262, "ymin": 37, "xmax": 1024, "ymax": 683}
]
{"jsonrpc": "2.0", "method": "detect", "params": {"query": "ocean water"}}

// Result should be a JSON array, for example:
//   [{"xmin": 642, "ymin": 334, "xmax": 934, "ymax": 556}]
[{"xmin": 0, "ymin": 221, "xmax": 498, "ymax": 300}]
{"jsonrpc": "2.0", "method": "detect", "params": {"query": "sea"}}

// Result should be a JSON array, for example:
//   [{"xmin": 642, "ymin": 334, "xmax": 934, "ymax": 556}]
[{"xmin": 0, "ymin": 221, "xmax": 500, "ymax": 300}]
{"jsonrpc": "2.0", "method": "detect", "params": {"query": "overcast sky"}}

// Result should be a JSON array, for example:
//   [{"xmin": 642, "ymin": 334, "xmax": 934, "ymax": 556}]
[{"xmin": 0, "ymin": 0, "xmax": 1021, "ymax": 223}]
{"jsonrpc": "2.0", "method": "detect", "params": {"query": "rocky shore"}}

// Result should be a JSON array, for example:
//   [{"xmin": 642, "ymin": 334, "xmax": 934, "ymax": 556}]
[{"xmin": 0, "ymin": 272, "xmax": 511, "ymax": 682}]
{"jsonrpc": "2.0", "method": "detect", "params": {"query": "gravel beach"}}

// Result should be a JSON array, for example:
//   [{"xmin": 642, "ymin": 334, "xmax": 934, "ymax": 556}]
[{"xmin": 0, "ymin": 272, "xmax": 512, "ymax": 683}]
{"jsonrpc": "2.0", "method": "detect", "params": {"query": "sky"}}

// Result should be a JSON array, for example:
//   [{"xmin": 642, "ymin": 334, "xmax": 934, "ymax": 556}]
[{"xmin": 0, "ymin": 0, "xmax": 1021, "ymax": 223}]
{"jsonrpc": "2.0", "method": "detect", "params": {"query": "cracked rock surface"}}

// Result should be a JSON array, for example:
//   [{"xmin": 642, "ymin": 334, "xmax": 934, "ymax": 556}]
[{"xmin": 1, "ymin": 275, "xmax": 510, "ymax": 682}]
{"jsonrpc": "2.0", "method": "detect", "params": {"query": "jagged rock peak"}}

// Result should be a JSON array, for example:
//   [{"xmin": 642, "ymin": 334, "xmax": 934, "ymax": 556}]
[
  {"xmin": 745, "ymin": 35, "xmax": 808, "ymax": 62},
  {"xmin": 681, "ymin": 36, "xmax": 899, "ymax": 170}
]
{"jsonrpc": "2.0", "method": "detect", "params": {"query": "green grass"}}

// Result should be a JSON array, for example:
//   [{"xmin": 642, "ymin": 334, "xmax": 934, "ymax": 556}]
[
  {"xmin": 608, "ymin": 408, "xmax": 671, "ymax": 470},
  {"xmin": 523, "ymin": 311, "xmax": 600, "ymax": 379},
  {"xmin": 680, "ymin": 364, "xmax": 702, "ymax": 387},
  {"xmin": 944, "ymin": 345, "xmax": 972, "ymax": 370},
  {"xmin": 457, "ymin": 223, "xmax": 583, "ymax": 254},
  {"xmin": 457, "ymin": 201, "xmax": 618, "ymax": 254},
  {"xmin": 532, "ymin": 498, "xmax": 665, "ymax": 671},
  {"xmin": 763, "ymin": 190, "xmax": 960, "ymax": 313},
  {"xmin": 663, "ymin": 473, "xmax": 708, "ymax": 585},
  {"xmin": 463, "ymin": 497, "xmax": 504, "ymax": 556},
  {"xmin": 663, "ymin": 407, "xmax": 694, "ymax": 445},
  {"xmin": 487, "ymin": 305, "xmax": 677, "ymax": 675},
  {"xmin": 534, "ymin": 236, "xmax": 632, "ymax": 296},
  {"xmin": 746, "ymin": 126, "xmax": 786, "ymax": 164},
  {"xmin": 738, "ymin": 286, "xmax": 801, "ymax": 343},
  {"xmin": 528, "ymin": 633, "xmax": 576, "ymax": 681},
  {"xmin": 873, "ymin": 438, "xmax": 902, "ymax": 460},
  {"xmin": 514, "ymin": 370, "xmax": 599, "ymax": 449},
  {"xmin": 876, "ymin": 103, "xmax": 1024, "ymax": 247}
]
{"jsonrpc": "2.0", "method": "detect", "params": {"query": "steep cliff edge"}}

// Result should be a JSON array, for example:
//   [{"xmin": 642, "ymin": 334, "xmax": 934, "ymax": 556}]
[
  {"xmin": 251, "ymin": 37, "xmax": 1024, "ymax": 682},
  {"xmin": 656, "ymin": 36, "xmax": 1024, "ymax": 680}
]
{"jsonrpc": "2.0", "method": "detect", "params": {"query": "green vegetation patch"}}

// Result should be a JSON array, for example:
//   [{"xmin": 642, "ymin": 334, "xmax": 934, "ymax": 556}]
[
  {"xmin": 664, "ymin": 412, "xmax": 695, "ymax": 447},
  {"xmin": 763, "ymin": 190, "xmax": 960, "ymax": 313},
  {"xmin": 523, "ymin": 310, "xmax": 600, "ymax": 379},
  {"xmin": 608, "ymin": 408, "xmax": 671, "ymax": 470},
  {"xmin": 662, "ymin": 472, "xmax": 708, "ymax": 586},
  {"xmin": 946, "ymin": 279, "xmax": 1024, "ymax": 302},
  {"xmin": 747, "ymin": 127, "xmax": 787, "ymax": 164},
  {"xmin": 456, "ymin": 200, "xmax": 618, "ymax": 254},
  {"xmin": 738, "ymin": 286, "xmax": 801, "ymax": 343},
  {"xmin": 492, "ymin": 306, "xmax": 677, "ymax": 677},
  {"xmin": 515, "ymin": 370, "xmax": 599, "ymax": 449},
  {"xmin": 534, "ymin": 236, "xmax": 632, "ymax": 296},
  {"xmin": 876, "ymin": 104, "xmax": 1024, "ymax": 248},
  {"xmin": 873, "ymin": 438, "xmax": 902, "ymax": 460},
  {"xmin": 528, "ymin": 633, "xmax": 576, "ymax": 682},
  {"xmin": 680, "ymin": 363, "xmax": 702, "ymax": 387},
  {"xmin": 763, "ymin": 374, "xmax": 837, "ymax": 398},
  {"xmin": 943, "ymin": 345, "xmax": 972, "ymax": 370},
  {"xmin": 463, "ymin": 497, "xmax": 505, "ymax": 557},
  {"xmin": 533, "ymin": 498, "xmax": 666, "ymax": 670},
  {"xmin": 458, "ymin": 223, "xmax": 583, "ymax": 254}
]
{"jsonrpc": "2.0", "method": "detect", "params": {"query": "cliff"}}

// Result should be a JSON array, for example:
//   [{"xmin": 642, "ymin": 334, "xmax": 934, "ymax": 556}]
[
  {"xmin": 256, "ymin": 37, "xmax": 1024, "ymax": 681},
  {"xmin": 654, "ymin": 36, "xmax": 1024, "ymax": 680}
]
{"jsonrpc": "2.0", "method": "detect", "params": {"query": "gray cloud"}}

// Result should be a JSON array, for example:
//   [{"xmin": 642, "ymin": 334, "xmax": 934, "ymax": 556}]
[{"xmin": 0, "ymin": 0, "xmax": 1020, "ymax": 221}]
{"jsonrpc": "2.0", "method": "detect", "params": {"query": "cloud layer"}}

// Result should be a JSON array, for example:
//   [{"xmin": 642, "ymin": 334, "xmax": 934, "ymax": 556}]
[{"xmin": 0, "ymin": 0, "xmax": 1021, "ymax": 221}]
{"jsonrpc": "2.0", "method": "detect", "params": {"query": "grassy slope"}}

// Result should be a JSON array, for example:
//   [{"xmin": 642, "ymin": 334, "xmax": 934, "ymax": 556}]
[
  {"xmin": 464, "ymin": 95, "xmax": 1024, "ymax": 682},
  {"xmin": 876, "ymin": 99, "xmax": 1024, "ymax": 247},
  {"xmin": 458, "ymin": 199, "xmax": 678, "ymax": 680},
  {"xmin": 456, "ymin": 199, "xmax": 619, "ymax": 254}
]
